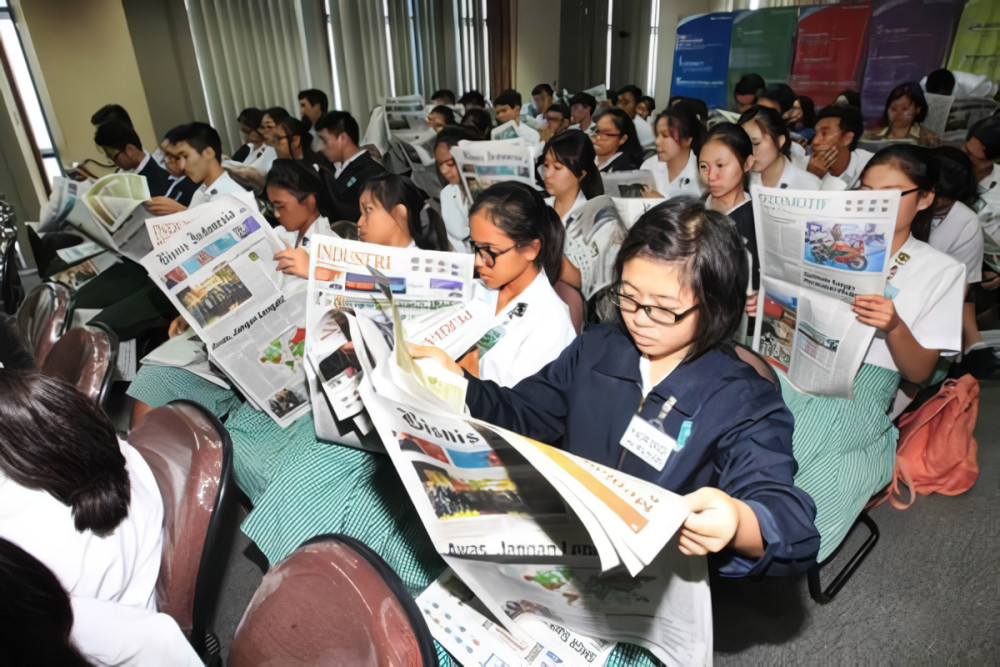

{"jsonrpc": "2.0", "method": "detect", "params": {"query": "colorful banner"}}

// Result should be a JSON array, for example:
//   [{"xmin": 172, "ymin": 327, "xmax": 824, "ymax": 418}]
[
  {"xmin": 789, "ymin": 4, "xmax": 871, "ymax": 108},
  {"xmin": 727, "ymin": 7, "xmax": 799, "ymax": 108},
  {"xmin": 670, "ymin": 12, "xmax": 734, "ymax": 110},
  {"xmin": 860, "ymin": 0, "xmax": 967, "ymax": 122},
  {"xmin": 947, "ymin": 0, "xmax": 1000, "ymax": 80}
]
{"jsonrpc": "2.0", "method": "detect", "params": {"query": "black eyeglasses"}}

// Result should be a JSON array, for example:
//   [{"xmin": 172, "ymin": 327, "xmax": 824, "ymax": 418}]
[
  {"xmin": 469, "ymin": 240, "xmax": 522, "ymax": 267},
  {"xmin": 856, "ymin": 186, "xmax": 921, "ymax": 197},
  {"xmin": 613, "ymin": 290, "xmax": 699, "ymax": 326}
]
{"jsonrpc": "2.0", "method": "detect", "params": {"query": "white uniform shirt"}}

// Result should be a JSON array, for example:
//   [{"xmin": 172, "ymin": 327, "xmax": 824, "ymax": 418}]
[
  {"xmin": 748, "ymin": 156, "xmax": 822, "ymax": 191},
  {"xmin": 0, "ymin": 439, "xmax": 163, "ymax": 609},
  {"xmin": 546, "ymin": 190, "xmax": 588, "ymax": 225},
  {"xmin": 820, "ymin": 148, "xmax": 874, "ymax": 191},
  {"xmin": 864, "ymin": 236, "xmax": 965, "ymax": 372},
  {"xmin": 241, "ymin": 142, "xmax": 277, "ymax": 175},
  {"xmin": 928, "ymin": 201, "xmax": 984, "ymax": 283},
  {"xmin": 440, "ymin": 183, "xmax": 472, "ymax": 252},
  {"xmin": 189, "ymin": 171, "xmax": 256, "ymax": 209},
  {"xmin": 475, "ymin": 269, "xmax": 576, "ymax": 386},
  {"xmin": 272, "ymin": 216, "xmax": 336, "ymax": 292},
  {"xmin": 640, "ymin": 150, "xmax": 703, "ymax": 199},
  {"xmin": 515, "ymin": 121, "xmax": 541, "ymax": 145},
  {"xmin": 633, "ymin": 115, "xmax": 655, "ymax": 148}
]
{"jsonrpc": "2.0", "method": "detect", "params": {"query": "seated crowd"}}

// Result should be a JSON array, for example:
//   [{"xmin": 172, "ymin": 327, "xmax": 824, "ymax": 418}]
[{"xmin": 4, "ymin": 65, "xmax": 999, "ymax": 664}]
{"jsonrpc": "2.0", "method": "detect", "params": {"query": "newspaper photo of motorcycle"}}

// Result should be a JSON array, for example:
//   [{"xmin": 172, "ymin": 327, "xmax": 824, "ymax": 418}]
[{"xmin": 803, "ymin": 222, "xmax": 886, "ymax": 272}]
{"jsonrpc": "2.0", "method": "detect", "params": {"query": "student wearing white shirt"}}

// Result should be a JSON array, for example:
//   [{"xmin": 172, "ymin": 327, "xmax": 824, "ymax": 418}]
[
  {"xmin": 593, "ymin": 108, "xmax": 644, "ymax": 172},
  {"xmin": 410, "ymin": 182, "xmax": 575, "ymax": 387},
  {"xmin": 493, "ymin": 89, "xmax": 541, "ymax": 145},
  {"xmin": 739, "ymin": 106, "xmax": 821, "ymax": 191},
  {"xmin": 530, "ymin": 83, "xmax": 555, "ymax": 124},
  {"xmin": 358, "ymin": 173, "xmax": 450, "ymax": 251},
  {"xmin": 542, "ymin": 129, "xmax": 603, "ymax": 225},
  {"xmin": 0, "ymin": 372, "xmax": 200, "ymax": 666},
  {"xmin": 433, "ymin": 126, "xmax": 482, "ymax": 252},
  {"xmin": 267, "ymin": 159, "xmax": 338, "ymax": 283},
  {"xmin": 159, "ymin": 131, "xmax": 201, "ymax": 207},
  {"xmin": 641, "ymin": 103, "xmax": 705, "ymax": 199},
  {"xmin": 808, "ymin": 105, "xmax": 873, "ymax": 191},
  {"xmin": 568, "ymin": 92, "xmax": 597, "ymax": 135},
  {"xmin": 616, "ymin": 84, "xmax": 655, "ymax": 148},
  {"xmin": 298, "ymin": 88, "xmax": 328, "ymax": 151},
  {"xmin": 145, "ymin": 122, "xmax": 255, "ymax": 214}
]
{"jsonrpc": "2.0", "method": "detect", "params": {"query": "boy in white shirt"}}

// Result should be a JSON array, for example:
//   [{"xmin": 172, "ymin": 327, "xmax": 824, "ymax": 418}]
[
  {"xmin": 616, "ymin": 84, "xmax": 655, "ymax": 148},
  {"xmin": 808, "ymin": 105, "xmax": 873, "ymax": 191},
  {"xmin": 493, "ymin": 89, "xmax": 541, "ymax": 144}
]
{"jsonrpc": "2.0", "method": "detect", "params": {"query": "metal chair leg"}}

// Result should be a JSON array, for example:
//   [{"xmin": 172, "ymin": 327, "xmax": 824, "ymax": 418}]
[{"xmin": 808, "ymin": 511, "xmax": 879, "ymax": 604}]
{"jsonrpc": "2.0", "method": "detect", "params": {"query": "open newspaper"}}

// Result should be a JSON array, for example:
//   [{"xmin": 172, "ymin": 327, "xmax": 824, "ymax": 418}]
[
  {"xmin": 601, "ymin": 170, "xmax": 656, "ymax": 198},
  {"xmin": 976, "ymin": 189, "xmax": 1000, "ymax": 273},
  {"xmin": 385, "ymin": 94, "xmax": 430, "ymax": 133},
  {"xmin": 353, "ymin": 308, "xmax": 711, "ymax": 665},
  {"xmin": 564, "ymin": 195, "xmax": 629, "ymax": 300},
  {"xmin": 139, "ymin": 196, "xmax": 310, "ymax": 427},
  {"xmin": 304, "ymin": 236, "xmax": 482, "ymax": 447},
  {"xmin": 751, "ymin": 186, "xmax": 900, "ymax": 398},
  {"xmin": 612, "ymin": 196, "xmax": 666, "ymax": 230},
  {"xmin": 72, "ymin": 173, "xmax": 157, "ymax": 261},
  {"xmin": 450, "ymin": 139, "xmax": 538, "ymax": 204}
]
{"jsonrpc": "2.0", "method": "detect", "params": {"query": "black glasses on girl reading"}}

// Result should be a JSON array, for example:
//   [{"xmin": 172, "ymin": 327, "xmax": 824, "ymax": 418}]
[
  {"xmin": 469, "ymin": 240, "xmax": 522, "ymax": 268},
  {"xmin": 613, "ymin": 290, "xmax": 699, "ymax": 326}
]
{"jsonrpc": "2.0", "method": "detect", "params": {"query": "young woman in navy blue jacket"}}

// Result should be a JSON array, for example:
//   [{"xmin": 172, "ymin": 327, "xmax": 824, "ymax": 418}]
[{"xmin": 413, "ymin": 197, "xmax": 819, "ymax": 576}]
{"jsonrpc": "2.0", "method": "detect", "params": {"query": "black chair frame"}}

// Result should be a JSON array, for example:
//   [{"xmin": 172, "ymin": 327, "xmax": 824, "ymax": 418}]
[{"xmin": 807, "ymin": 510, "xmax": 879, "ymax": 604}]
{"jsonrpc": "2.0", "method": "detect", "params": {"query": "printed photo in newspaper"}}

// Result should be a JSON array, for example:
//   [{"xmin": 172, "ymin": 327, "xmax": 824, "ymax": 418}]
[
  {"xmin": 601, "ymin": 170, "xmax": 657, "ymax": 199},
  {"xmin": 451, "ymin": 139, "xmax": 538, "ymax": 203}
]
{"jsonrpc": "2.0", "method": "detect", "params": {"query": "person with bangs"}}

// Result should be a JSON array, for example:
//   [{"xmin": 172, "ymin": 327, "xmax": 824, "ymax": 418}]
[
  {"xmin": 267, "ymin": 159, "xmax": 339, "ymax": 283},
  {"xmin": 433, "ymin": 125, "xmax": 482, "ymax": 252},
  {"xmin": 592, "ymin": 107, "xmax": 644, "ymax": 172},
  {"xmin": 738, "ymin": 106, "xmax": 820, "ymax": 190},
  {"xmin": 641, "ymin": 102, "xmax": 705, "ymax": 199},
  {"xmin": 866, "ymin": 82, "xmax": 941, "ymax": 147}
]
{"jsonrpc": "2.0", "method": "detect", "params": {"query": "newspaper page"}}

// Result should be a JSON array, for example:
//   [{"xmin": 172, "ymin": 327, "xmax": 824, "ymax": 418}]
[
  {"xmin": 39, "ymin": 176, "xmax": 88, "ymax": 232},
  {"xmin": 601, "ymin": 170, "xmax": 656, "ymax": 198},
  {"xmin": 612, "ymin": 196, "xmax": 667, "ymax": 230},
  {"xmin": 385, "ymin": 94, "xmax": 431, "ymax": 133},
  {"xmin": 564, "ymin": 195, "xmax": 629, "ymax": 299},
  {"xmin": 751, "ymin": 186, "xmax": 900, "ymax": 397},
  {"xmin": 450, "ymin": 139, "xmax": 538, "ymax": 204},
  {"xmin": 140, "ymin": 196, "xmax": 310, "ymax": 427},
  {"xmin": 50, "ymin": 251, "xmax": 122, "ymax": 290},
  {"xmin": 977, "ymin": 191, "xmax": 1000, "ymax": 273}
]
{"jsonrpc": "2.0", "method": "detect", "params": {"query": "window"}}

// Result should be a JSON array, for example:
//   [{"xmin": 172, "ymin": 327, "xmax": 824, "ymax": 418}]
[{"xmin": 646, "ymin": 0, "xmax": 661, "ymax": 97}]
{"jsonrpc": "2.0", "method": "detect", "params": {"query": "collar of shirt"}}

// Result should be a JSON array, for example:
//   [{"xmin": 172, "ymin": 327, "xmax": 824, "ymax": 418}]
[
  {"xmin": 125, "ymin": 151, "xmax": 151, "ymax": 175},
  {"xmin": 334, "ymin": 149, "xmax": 365, "ymax": 178}
]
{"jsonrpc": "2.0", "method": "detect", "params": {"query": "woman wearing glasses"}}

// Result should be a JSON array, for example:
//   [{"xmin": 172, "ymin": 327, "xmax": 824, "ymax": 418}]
[
  {"xmin": 592, "ymin": 108, "xmax": 644, "ymax": 172},
  {"xmin": 414, "ymin": 197, "xmax": 820, "ymax": 576}
]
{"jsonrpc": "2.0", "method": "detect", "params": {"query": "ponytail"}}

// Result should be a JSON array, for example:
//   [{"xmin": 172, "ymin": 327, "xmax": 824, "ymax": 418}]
[
  {"xmin": 0, "ymin": 372, "xmax": 130, "ymax": 537},
  {"xmin": 363, "ymin": 173, "xmax": 450, "ymax": 251}
]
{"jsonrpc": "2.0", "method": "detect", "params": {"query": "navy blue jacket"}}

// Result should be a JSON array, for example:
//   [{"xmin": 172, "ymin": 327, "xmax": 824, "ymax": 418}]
[{"xmin": 465, "ymin": 324, "xmax": 819, "ymax": 577}]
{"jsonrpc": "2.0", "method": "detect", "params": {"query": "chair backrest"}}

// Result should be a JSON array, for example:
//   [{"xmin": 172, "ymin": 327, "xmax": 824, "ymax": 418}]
[
  {"xmin": 553, "ymin": 280, "xmax": 586, "ymax": 335},
  {"xmin": 228, "ymin": 534, "xmax": 436, "ymax": 667},
  {"xmin": 733, "ymin": 343, "xmax": 779, "ymax": 386},
  {"xmin": 128, "ymin": 400, "xmax": 237, "ymax": 658},
  {"xmin": 41, "ymin": 323, "xmax": 118, "ymax": 404},
  {"xmin": 14, "ymin": 281, "xmax": 74, "ymax": 365}
]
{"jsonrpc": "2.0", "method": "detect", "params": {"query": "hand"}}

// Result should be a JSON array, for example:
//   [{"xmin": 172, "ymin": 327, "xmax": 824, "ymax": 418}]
[
  {"xmin": 641, "ymin": 185, "xmax": 663, "ymax": 199},
  {"xmin": 806, "ymin": 147, "xmax": 837, "ymax": 178},
  {"xmin": 745, "ymin": 290, "xmax": 758, "ymax": 317},
  {"xmin": 982, "ymin": 270, "xmax": 1000, "ymax": 291},
  {"xmin": 273, "ymin": 241, "xmax": 310, "ymax": 278},
  {"xmin": 145, "ymin": 197, "xmax": 187, "ymax": 216},
  {"xmin": 853, "ymin": 294, "xmax": 901, "ymax": 332},
  {"xmin": 168, "ymin": 315, "xmax": 189, "ymax": 338},
  {"xmin": 679, "ymin": 487, "xmax": 740, "ymax": 556},
  {"xmin": 407, "ymin": 342, "xmax": 463, "ymax": 375}
]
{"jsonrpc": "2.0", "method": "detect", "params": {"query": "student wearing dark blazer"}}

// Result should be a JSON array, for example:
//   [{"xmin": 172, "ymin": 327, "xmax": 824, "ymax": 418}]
[
  {"xmin": 314, "ymin": 111, "xmax": 386, "ymax": 221},
  {"xmin": 94, "ymin": 122, "xmax": 171, "ymax": 196}
]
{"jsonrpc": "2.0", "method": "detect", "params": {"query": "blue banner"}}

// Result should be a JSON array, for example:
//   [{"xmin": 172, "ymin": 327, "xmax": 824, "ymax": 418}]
[{"xmin": 670, "ymin": 12, "xmax": 734, "ymax": 110}]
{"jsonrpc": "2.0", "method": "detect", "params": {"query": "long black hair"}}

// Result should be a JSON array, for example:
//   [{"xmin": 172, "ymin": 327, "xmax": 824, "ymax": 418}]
[
  {"xmin": 0, "ymin": 371, "xmax": 130, "ymax": 537},
  {"xmin": 362, "ymin": 173, "xmax": 450, "ymax": 251},
  {"xmin": 613, "ymin": 197, "xmax": 748, "ymax": 362},
  {"xmin": 469, "ymin": 182, "xmax": 565, "ymax": 285},
  {"xmin": 931, "ymin": 146, "xmax": 978, "ymax": 210},
  {"xmin": 738, "ymin": 105, "xmax": 791, "ymax": 157},
  {"xmin": 266, "ymin": 158, "xmax": 337, "ymax": 220},
  {"xmin": 654, "ymin": 102, "xmax": 706, "ymax": 157},
  {"xmin": 594, "ymin": 107, "xmax": 644, "ymax": 163},
  {"xmin": 543, "ymin": 129, "xmax": 604, "ymax": 199},
  {"xmin": 701, "ymin": 122, "xmax": 754, "ymax": 192},
  {"xmin": 861, "ymin": 144, "xmax": 939, "ymax": 242},
  {"xmin": 882, "ymin": 81, "xmax": 928, "ymax": 128}
]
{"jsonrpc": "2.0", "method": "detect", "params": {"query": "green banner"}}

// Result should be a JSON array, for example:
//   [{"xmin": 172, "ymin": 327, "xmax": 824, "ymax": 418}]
[
  {"xmin": 726, "ymin": 7, "xmax": 799, "ymax": 106},
  {"xmin": 948, "ymin": 0, "xmax": 1000, "ymax": 80}
]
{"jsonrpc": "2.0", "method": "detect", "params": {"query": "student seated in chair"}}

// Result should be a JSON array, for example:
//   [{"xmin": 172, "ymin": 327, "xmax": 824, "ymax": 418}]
[
  {"xmin": 493, "ymin": 89, "xmax": 541, "ymax": 145},
  {"xmin": 159, "ymin": 125, "xmax": 201, "ymax": 207},
  {"xmin": 314, "ymin": 110, "xmax": 386, "ymax": 222},
  {"xmin": 94, "ymin": 121, "xmax": 171, "ymax": 196},
  {"xmin": 145, "ymin": 122, "xmax": 255, "ymax": 214}
]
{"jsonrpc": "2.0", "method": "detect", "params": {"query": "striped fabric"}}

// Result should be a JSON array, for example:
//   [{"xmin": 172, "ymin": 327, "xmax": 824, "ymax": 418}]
[
  {"xmin": 781, "ymin": 364, "xmax": 901, "ymax": 562},
  {"xmin": 126, "ymin": 365, "xmax": 242, "ymax": 419}
]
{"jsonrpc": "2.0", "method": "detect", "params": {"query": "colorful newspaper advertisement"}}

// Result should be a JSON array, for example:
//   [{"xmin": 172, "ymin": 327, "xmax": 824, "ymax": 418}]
[
  {"xmin": 751, "ymin": 186, "xmax": 900, "ymax": 397},
  {"xmin": 140, "ymin": 196, "xmax": 310, "ymax": 427},
  {"xmin": 564, "ymin": 195, "xmax": 629, "ymax": 299},
  {"xmin": 450, "ymin": 139, "xmax": 538, "ymax": 203},
  {"xmin": 601, "ymin": 170, "xmax": 657, "ymax": 198}
]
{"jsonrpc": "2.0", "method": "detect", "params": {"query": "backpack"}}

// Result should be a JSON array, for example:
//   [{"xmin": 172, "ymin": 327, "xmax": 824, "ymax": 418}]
[{"xmin": 884, "ymin": 374, "xmax": 980, "ymax": 509}]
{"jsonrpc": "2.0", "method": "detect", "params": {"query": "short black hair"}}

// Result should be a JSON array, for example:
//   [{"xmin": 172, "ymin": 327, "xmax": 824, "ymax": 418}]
[
  {"xmin": 545, "ymin": 103, "xmax": 570, "ymax": 120},
  {"xmin": 758, "ymin": 83, "xmax": 796, "ymax": 113},
  {"xmin": 262, "ymin": 106, "xmax": 291, "ymax": 125},
  {"xmin": 431, "ymin": 89, "xmax": 456, "ymax": 104},
  {"xmin": 460, "ymin": 108, "xmax": 493, "ymax": 138},
  {"xmin": 90, "ymin": 104, "xmax": 132, "ymax": 128},
  {"xmin": 493, "ymin": 89, "xmax": 522, "ymax": 109},
  {"xmin": 429, "ymin": 105, "xmax": 457, "ymax": 125},
  {"xmin": 568, "ymin": 92, "xmax": 597, "ymax": 114},
  {"xmin": 669, "ymin": 96, "xmax": 708, "ymax": 123},
  {"xmin": 614, "ymin": 197, "xmax": 749, "ymax": 362},
  {"xmin": 925, "ymin": 69, "xmax": 956, "ymax": 96},
  {"xmin": 638, "ymin": 95, "xmax": 656, "ymax": 112},
  {"xmin": 734, "ymin": 74, "xmax": 766, "ymax": 99},
  {"xmin": 297, "ymin": 89, "xmax": 329, "ymax": 113},
  {"xmin": 618, "ymin": 84, "xmax": 642, "ymax": 102},
  {"xmin": 237, "ymin": 107, "xmax": 264, "ymax": 131},
  {"xmin": 94, "ymin": 121, "xmax": 141, "ymax": 152},
  {"xmin": 314, "ymin": 110, "xmax": 360, "ymax": 145},
  {"xmin": 531, "ymin": 83, "xmax": 554, "ymax": 97},
  {"xmin": 932, "ymin": 145, "xmax": 977, "ymax": 208},
  {"xmin": 816, "ymin": 104, "xmax": 863, "ymax": 151},
  {"xmin": 266, "ymin": 158, "xmax": 336, "ymax": 219},
  {"xmin": 172, "ymin": 122, "xmax": 223, "ymax": 161},
  {"xmin": 163, "ymin": 123, "xmax": 188, "ymax": 144},
  {"xmin": 459, "ymin": 90, "xmax": 486, "ymax": 107},
  {"xmin": 968, "ymin": 116, "xmax": 1000, "ymax": 159}
]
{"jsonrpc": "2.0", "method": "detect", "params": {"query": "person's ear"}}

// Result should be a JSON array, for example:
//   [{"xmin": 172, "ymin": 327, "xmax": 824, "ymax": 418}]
[
  {"xmin": 304, "ymin": 193, "xmax": 318, "ymax": 213},
  {"xmin": 617, "ymin": 134, "xmax": 627, "ymax": 148},
  {"xmin": 577, "ymin": 169, "xmax": 587, "ymax": 184},
  {"xmin": 915, "ymin": 189, "xmax": 935, "ymax": 212},
  {"xmin": 204, "ymin": 145, "xmax": 217, "ymax": 162},
  {"xmin": 743, "ymin": 154, "xmax": 756, "ymax": 172},
  {"xmin": 520, "ymin": 238, "xmax": 541, "ymax": 263},
  {"xmin": 777, "ymin": 135, "xmax": 786, "ymax": 152},
  {"xmin": 841, "ymin": 131, "xmax": 854, "ymax": 150},
  {"xmin": 390, "ymin": 203, "xmax": 409, "ymax": 229}
]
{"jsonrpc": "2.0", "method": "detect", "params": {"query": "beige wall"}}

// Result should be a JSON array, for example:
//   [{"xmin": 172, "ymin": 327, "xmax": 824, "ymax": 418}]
[
  {"xmin": 513, "ymin": 0, "xmax": 562, "ymax": 97},
  {"xmin": 15, "ymin": 0, "xmax": 157, "ymax": 166}
]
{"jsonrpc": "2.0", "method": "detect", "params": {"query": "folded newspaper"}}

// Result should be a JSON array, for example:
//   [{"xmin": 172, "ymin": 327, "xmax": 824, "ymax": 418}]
[
  {"xmin": 350, "ymin": 300, "xmax": 711, "ymax": 665},
  {"xmin": 601, "ymin": 170, "xmax": 656, "ymax": 199},
  {"xmin": 73, "ymin": 173, "xmax": 157, "ymax": 261},
  {"xmin": 139, "ymin": 197, "xmax": 310, "ymax": 427},
  {"xmin": 564, "ymin": 195, "xmax": 629, "ymax": 300},
  {"xmin": 450, "ymin": 139, "xmax": 539, "ymax": 204},
  {"xmin": 751, "ymin": 186, "xmax": 900, "ymax": 398}
]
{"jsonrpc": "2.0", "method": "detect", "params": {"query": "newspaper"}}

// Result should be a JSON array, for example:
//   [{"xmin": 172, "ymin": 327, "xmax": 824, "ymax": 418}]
[
  {"xmin": 564, "ymin": 195, "xmax": 629, "ymax": 299},
  {"xmin": 976, "ymin": 189, "xmax": 1000, "ymax": 273},
  {"xmin": 50, "ymin": 251, "xmax": 121, "ymax": 290},
  {"xmin": 55, "ymin": 240, "xmax": 105, "ymax": 264},
  {"xmin": 612, "ymin": 196, "xmax": 666, "ymax": 230},
  {"xmin": 751, "ymin": 186, "xmax": 900, "ymax": 397},
  {"xmin": 601, "ymin": 170, "xmax": 656, "ymax": 198},
  {"xmin": 490, "ymin": 120, "xmax": 521, "ymax": 141},
  {"xmin": 385, "ymin": 94, "xmax": 431, "ymax": 133},
  {"xmin": 140, "ymin": 197, "xmax": 310, "ymax": 427},
  {"xmin": 57, "ymin": 173, "xmax": 157, "ymax": 262},
  {"xmin": 450, "ymin": 139, "xmax": 538, "ymax": 204},
  {"xmin": 38, "ymin": 176, "xmax": 89, "ymax": 233},
  {"xmin": 138, "ymin": 328, "xmax": 230, "ymax": 389},
  {"xmin": 356, "ymin": 313, "xmax": 711, "ymax": 665}
]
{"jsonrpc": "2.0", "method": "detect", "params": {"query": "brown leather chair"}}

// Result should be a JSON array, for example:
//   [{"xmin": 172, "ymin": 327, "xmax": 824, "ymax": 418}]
[
  {"xmin": 128, "ymin": 400, "xmax": 240, "ymax": 661},
  {"xmin": 41, "ymin": 323, "xmax": 118, "ymax": 405},
  {"xmin": 228, "ymin": 534, "xmax": 436, "ymax": 666},
  {"xmin": 553, "ymin": 280, "xmax": 587, "ymax": 335},
  {"xmin": 14, "ymin": 281, "xmax": 74, "ymax": 366}
]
